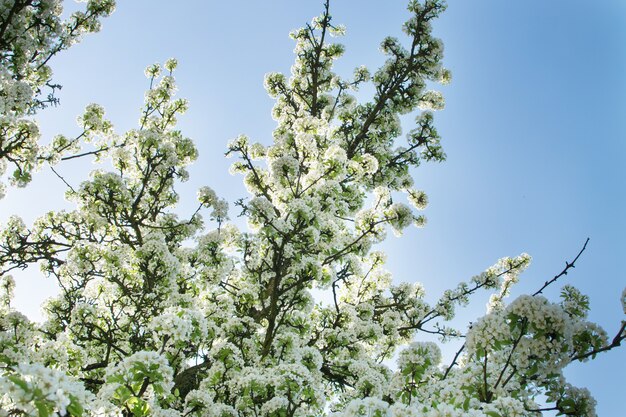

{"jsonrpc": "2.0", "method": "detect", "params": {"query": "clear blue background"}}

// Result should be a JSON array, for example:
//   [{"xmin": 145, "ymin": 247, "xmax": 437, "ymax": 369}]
[{"xmin": 2, "ymin": 1, "xmax": 624, "ymax": 414}]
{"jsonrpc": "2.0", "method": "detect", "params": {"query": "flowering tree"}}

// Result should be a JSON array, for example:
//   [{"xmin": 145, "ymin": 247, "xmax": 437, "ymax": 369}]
[
  {"xmin": 0, "ymin": 0, "xmax": 115, "ymax": 198},
  {"xmin": 0, "ymin": 0, "xmax": 624, "ymax": 416}
]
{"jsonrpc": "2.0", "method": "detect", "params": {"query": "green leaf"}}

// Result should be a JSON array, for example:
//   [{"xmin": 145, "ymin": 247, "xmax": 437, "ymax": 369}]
[
  {"xmin": 7, "ymin": 375, "xmax": 29, "ymax": 391},
  {"xmin": 35, "ymin": 400, "xmax": 51, "ymax": 417},
  {"xmin": 67, "ymin": 396, "xmax": 84, "ymax": 417},
  {"xmin": 462, "ymin": 397, "xmax": 470, "ymax": 411},
  {"xmin": 130, "ymin": 398, "xmax": 149, "ymax": 417}
]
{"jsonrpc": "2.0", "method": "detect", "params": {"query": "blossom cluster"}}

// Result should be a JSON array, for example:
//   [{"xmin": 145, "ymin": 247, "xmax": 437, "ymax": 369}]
[{"xmin": 0, "ymin": 0, "xmax": 116, "ymax": 197}]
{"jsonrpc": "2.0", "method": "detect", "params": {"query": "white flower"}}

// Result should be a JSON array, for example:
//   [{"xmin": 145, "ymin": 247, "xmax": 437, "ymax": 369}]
[
  {"xmin": 407, "ymin": 189, "xmax": 428, "ymax": 210},
  {"xmin": 324, "ymin": 144, "xmax": 347, "ymax": 163},
  {"xmin": 145, "ymin": 63, "xmax": 161, "ymax": 78},
  {"xmin": 164, "ymin": 58, "xmax": 178, "ymax": 72},
  {"xmin": 418, "ymin": 90, "xmax": 445, "ymax": 111},
  {"xmin": 198, "ymin": 186, "xmax": 217, "ymax": 206}
]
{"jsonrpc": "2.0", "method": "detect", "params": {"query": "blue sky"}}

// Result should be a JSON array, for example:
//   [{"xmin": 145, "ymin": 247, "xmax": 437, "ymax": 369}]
[{"xmin": 2, "ymin": 0, "xmax": 625, "ymax": 414}]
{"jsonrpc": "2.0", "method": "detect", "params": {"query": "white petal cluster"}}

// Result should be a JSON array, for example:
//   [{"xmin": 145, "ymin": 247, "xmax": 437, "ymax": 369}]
[
  {"xmin": 101, "ymin": 351, "xmax": 174, "ymax": 404},
  {"xmin": 149, "ymin": 306, "xmax": 209, "ymax": 347},
  {"xmin": 0, "ymin": 363, "xmax": 93, "ymax": 416},
  {"xmin": 0, "ymin": 0, "xmax": 115, "ymax": 197}
]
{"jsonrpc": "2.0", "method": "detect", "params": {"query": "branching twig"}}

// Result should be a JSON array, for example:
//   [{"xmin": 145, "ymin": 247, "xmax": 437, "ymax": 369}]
[
  {"xmin": 571, "ymin": 321, "xmax": 626, "ymax": 361},
  {"xmin": 442, "ymin": 343, "xmax": 465, "ymax": 380},
  {"xmin": 533, "ymin": 238, "xmax": 589, "ymax": 296}
]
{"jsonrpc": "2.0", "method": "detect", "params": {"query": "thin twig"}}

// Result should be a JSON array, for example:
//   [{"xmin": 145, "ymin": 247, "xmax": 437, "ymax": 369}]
[
  {"xmin": 533, "ymin": 238, "xmax": 589, "ymax": 296},
  {"xmin": 442, "ymin": 343, "xmax": 465, "ymax": 380},
  {"xmin": 50, "ymin": 166, "xmax": 76, "ymax": 193}
]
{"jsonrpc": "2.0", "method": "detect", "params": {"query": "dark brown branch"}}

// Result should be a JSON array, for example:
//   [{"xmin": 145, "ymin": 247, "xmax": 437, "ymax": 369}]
[
  {"xmin": 571, "ymin": 320, "xmax": 626, "ymax": 361},
  {"xmin": 50, "ymin": 166, "xmax": 76, "ymax": 193},
  {"xmin": 442, "ymin": 343, "xmax": 465, "ymax": 380},
  {"xmin": 533, "ymin": 238, "xmax": 589, "ymax": 296}
]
